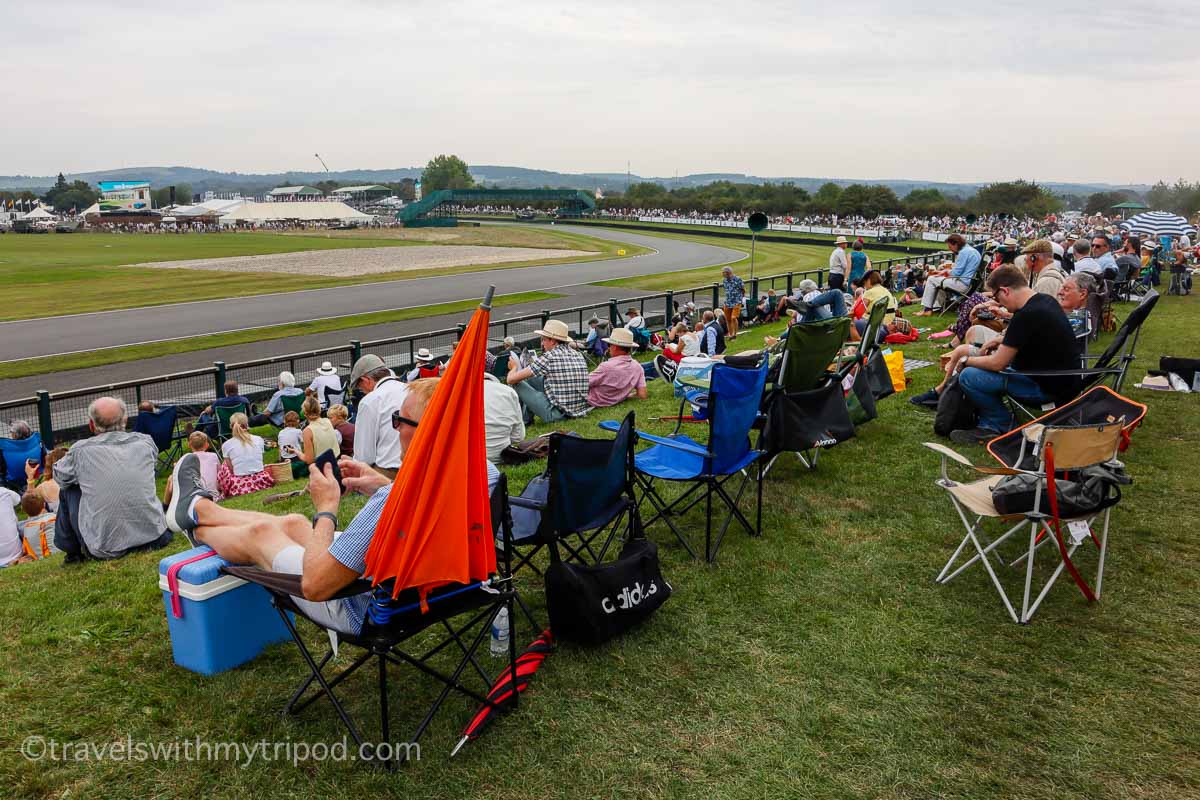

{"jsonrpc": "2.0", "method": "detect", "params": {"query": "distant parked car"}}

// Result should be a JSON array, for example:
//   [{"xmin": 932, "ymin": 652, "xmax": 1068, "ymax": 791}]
[
  {"xmin": 55, "ymin": 219, "xmax": 83, "ymax": 233},
  {"xmin": 514, "ymin": 209, "xmax": 537, "ymax": 221}
]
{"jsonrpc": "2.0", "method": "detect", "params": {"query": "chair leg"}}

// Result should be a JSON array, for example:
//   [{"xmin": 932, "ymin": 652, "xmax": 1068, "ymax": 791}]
[
  {"xmin": 276, "ymin": 606, "xmax": 367, "ymax": 747},
  {"xmin": 704, "ymin": 480, "xmax": 714, "ymax": 563},
  {"xmin": 1095, "ymin": 508, "xmax": 1112, "ymax": 600},
  {"xmin": 378, "ymin": 648, "xmax": 390, "ymax": 759}
]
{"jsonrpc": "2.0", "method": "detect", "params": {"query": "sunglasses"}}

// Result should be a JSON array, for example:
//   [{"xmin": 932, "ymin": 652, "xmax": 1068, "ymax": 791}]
[{"xmin": 391, "ymin": 410, "xmax": 419, "ymax": 430}]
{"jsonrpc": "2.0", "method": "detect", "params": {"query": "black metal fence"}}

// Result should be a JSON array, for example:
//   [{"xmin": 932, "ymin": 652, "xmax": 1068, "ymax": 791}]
[{"xmin": 0, "ymin": 253, "xmax": 948, "ymax": 447}]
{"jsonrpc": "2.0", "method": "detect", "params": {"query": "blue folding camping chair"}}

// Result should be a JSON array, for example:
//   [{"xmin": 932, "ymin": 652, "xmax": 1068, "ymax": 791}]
[
  {"xmin": 0, "ymin": 431, "xmax": 43, "ymax": 492},
  {"xmin": 132, "ymin": 405, "xmax": 183, "ymax": 476},
  {"xmin": 601, "ymin": 355, "xmax": 769, "ymax": 563}
]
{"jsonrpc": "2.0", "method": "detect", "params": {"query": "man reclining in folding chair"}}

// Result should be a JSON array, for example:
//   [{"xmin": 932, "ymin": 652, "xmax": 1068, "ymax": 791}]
[
  {"xmin": 948, "ymin": 265, "xmax": 1083, "ymax": 445},
  {"xmin": 166, "ymin": 379, "xmax": 499, "ymax": 635}
]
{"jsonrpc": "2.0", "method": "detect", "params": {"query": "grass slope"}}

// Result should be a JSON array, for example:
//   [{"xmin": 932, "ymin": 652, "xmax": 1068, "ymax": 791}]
[
  {"xmin": 1, "ymin": 294, "xmax": 1197, "ymax": 799},
  {"xmin": 0, "ymin": 291, "xmax": 560, "ymax": 380},
  {"xmin": 0, "ymin": 228, "xmax": 643, "ymax": 320}
]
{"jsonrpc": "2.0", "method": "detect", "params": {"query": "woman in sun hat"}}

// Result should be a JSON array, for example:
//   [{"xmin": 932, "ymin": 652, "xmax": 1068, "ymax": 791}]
[{"xmin": 306, "ymin": 361, "xmax": 343, "ymax": 409}]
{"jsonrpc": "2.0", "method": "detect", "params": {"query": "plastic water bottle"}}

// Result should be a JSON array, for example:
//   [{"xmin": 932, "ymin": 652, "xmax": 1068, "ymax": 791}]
[{"xmin": 489, "ymin": 607, "xmax": 510, "ymax": 658}]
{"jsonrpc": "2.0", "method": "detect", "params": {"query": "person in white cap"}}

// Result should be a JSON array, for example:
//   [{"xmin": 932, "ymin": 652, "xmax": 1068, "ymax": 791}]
[
  {"xmin": 586, "ymin": 328, "xmax": 648, "ymax": 408},
  {"xmin": 307, "ymin": 361, "xmax": 343, "ymax": 409},
  {"xmin": 506, "ymin": 319, "xmax": 589, "ymax": 423},
  {"xmin": 348, "ymin": 353, "xmax": 408, "ymax": 477},
  {"xmin": 828, "ymin": 236, "xmax": 850, "ymax": 291}
]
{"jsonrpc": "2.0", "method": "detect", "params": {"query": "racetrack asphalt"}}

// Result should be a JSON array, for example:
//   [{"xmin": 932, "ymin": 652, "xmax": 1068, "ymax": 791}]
[{"xmin": 0, "ymin": 225, "xmax": 744, "ymax": 400}]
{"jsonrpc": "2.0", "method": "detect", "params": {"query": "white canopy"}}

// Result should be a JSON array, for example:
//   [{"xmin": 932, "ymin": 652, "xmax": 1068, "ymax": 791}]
[
  {"xmin": 219, "ymin": 200, "xmax": 373, "ymax": 224},
  {"xmin": 21, "ymin": 206, "xmax": 56, "ymax": 220}
]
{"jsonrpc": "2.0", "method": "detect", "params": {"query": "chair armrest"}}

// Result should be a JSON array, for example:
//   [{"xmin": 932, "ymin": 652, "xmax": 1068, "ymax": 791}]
[
  {"xmin": 597, "ymin": 420, "xmax": 711, "ymax": 458},
  {"xmin": 923, "ymin": 441, "xmax": 974, "ymax": 467},
  {"xmin": 508, "ymin": 495, "xmax": 545, "ymax": 511}
]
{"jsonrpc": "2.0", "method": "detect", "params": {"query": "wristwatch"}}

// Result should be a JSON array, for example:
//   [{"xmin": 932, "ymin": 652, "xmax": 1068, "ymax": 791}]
[{"xmin": 312, "ymin": 511, "xmax": 339, "ymax": 529}]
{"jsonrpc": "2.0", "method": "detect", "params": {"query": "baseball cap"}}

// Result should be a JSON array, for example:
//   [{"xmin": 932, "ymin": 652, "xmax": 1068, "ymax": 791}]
[{"xmin": 350, "ymin": 353, "xmax": 386, "ymax": 386}]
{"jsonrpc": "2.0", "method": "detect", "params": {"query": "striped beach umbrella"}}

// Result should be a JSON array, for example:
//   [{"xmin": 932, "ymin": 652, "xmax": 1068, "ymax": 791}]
[{"xmin": 1119, "ymin": 211, "xmax": 1196, "ymax": 238}]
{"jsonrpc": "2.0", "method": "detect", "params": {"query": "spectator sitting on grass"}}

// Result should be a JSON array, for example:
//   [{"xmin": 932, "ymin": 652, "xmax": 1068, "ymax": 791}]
[
  {"xmin": 277, "ymin": 411, "xmax": 304, "ymax": 461},
  {"xmin": 166, "ymin": 378, "xmax": 499, "ymax": 635},
  {"xmin": 198, "ymin": 380, "xmax": 255, "ymax": 436},
  {"xmin": 51, "ymin": 397, "xmax": 173, "ymax": 562},
  {"xmin": 483, "ymin": 373, "xmax": 525, "ymax": 463},
  {"xmin": 506, "ymin": 320, "xmax": 590, "ymax": 424},
  {"xmin": 299, "ymin": 395, "xmax": 340, "ymax": 467},
  {"xmin": 250, "ymin": 372, "xmax": 303, "ymax": 428},
  {"xmin": 217, "ymin": 413, "xmax": 275, "ymax": 498},
  {"xmin": 406, "ymin": 348, "xmax": 443, "ymax": 382},
  {"xmin": 327, "ymin": 404, "xmax": 355, "ymax": 455},
  {"xmin": 19, "ymin": 490, "xmax": 58, "ymax": 560},
  {"xmin": 587, "ymin": 328, "xmax": 648, "ymax": 409},
  {"xmin": 164, "ymin": 431, "xmax": 221, "ymax": 508},
  {"xmin": 698, "ymin": 310, "xmax": 726, "ymax": 356},
  {"xmin": 854, "ymin": 270, "xmax": 898, "ymax": 344},
  {"xmin": 654, "ymin": 322, "xmax": 701, "ymax": 381},
  {"xmin": 624, "ymin": 307, "xmax": 650, "ymax": 350},
  {"xmin": 349, "ymin": 354, "xmax": 408, "ymax": 478},
  {"xmin": 0, "ymin": 486, "xmax": 28, "ymax": 567}
]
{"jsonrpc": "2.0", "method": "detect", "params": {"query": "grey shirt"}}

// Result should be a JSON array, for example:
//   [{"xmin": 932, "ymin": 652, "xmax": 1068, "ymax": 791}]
[{"xmin": 52, "ymin": 431, "xmax": 166, "ymax": 559}]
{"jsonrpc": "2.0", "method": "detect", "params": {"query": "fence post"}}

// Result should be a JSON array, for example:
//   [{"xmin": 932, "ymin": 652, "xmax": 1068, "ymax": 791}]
[
  {"xmin": 540, "ymin": 309, "xmax": 551, "ymax": 329},
  {"xmin": 36, "ymin": 390, "xmax": 54, "ymax": 449},
  {"xmin": 350, "ymin": 339, "xmax": 362, "ymax": 364},
  {"xmin": 750, "ymin": 278, "xmax": 759, "ymax": 309},
  {"xmin": 786, "ymin": 271, "xmax": 794, "ymax": 296},
  {"xmin": 608, "ymin": 298, "xmax": 619, "ymax": 326},
  {"xmin": 711, "ymin": 283, "xmax": 719, "ymax": 309},
  {"xmin": 665, "ymin": 290, "xmax": 674, "ymax": 327},
  {"xmin": 456, "ymin": 323, "xmax": 467, "ymax": 341},
  {"xmin": 213, "ymin": 361, "xmax": 226, "ymax": 399}
]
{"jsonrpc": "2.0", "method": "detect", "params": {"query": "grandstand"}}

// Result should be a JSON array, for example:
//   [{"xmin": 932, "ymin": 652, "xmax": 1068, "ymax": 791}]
[{"xmin": 397, "ymin": 188, "xmax": 595, "ymax": 227}]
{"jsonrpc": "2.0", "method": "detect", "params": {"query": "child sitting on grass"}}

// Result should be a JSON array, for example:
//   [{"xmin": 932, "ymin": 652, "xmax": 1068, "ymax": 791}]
[
  {"xmin": 277, "ymin": 411, "xmax": 304, "ymax": 462},
  {"xmin": 18, "ymin": 491, "xmax": 58, "ymax": 561},
  {"xmin": 164, "ymin": 431, "xmax": 222, "ymax": 507}
]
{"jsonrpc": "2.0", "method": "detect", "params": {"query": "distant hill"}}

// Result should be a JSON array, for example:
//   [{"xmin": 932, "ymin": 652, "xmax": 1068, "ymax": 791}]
[{"xmin": 0, "ymin": 164, "xmax": 1150, "ymax": 198}]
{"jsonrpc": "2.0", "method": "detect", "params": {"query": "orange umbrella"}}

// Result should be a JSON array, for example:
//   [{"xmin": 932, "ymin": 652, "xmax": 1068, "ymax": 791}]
[{"xmin": 364, "ymin": 286, "xmax": 497, "ymax": 606}]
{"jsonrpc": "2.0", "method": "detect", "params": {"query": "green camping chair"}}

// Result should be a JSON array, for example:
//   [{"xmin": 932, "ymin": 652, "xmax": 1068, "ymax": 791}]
[
  {"xmin": 761, "ymin": 316, "xmax": 854, "ymax": 473},
  {"xmin": 280, "ymin": 392, "xmax": 306, "ymax": 423},
  {"xmin": 214, "ymin": 402, "xmax": 248, "ymax": 442},
  {"xmin": 840, "ymin": 296, "xmax": 891, "ymax": 425}
]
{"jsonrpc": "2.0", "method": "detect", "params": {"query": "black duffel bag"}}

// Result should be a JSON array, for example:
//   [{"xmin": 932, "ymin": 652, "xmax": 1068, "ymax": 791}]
[
  {"xmin": 991, "ymin": 463, "xmax": 1130, "ymax": 518},
  {"xmin": 544, "ymin": 535, "xmax": 672, "ymax": 645},
  {"xmin": 934, "ymin": 375, "xmax": 977, "ymax": 437}
]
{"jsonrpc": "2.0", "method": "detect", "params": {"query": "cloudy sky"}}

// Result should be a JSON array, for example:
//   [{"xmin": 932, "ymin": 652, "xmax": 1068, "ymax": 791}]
[{"xmin": 3, "ymin": 0, "xmax": 1198, "ymax": 184}]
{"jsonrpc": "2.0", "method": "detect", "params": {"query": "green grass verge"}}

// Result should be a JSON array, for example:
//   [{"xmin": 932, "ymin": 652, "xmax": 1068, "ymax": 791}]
[
  {"xmin": 2, "ymin": 294, "xmax": 1197, "ymax": 798},
  {"xmin": 0, "ymin": 229, "xmax": 644, "ymax": 320},
  {"xmin": 0, "ymin": 291, "xmax": 560, "ymax": 380},
  {"xmin": 595, "ymin": 230, "xmax": 934, "ymax": 292}
]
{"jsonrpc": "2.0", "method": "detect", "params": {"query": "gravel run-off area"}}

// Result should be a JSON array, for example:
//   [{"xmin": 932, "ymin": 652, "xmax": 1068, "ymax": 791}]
[{"xmin": 136, "ymin": 245, "xmax": 598, "ymax": 277}]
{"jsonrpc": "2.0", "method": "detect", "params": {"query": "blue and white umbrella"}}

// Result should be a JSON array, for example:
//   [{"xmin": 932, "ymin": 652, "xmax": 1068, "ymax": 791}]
[{"xmin": 1119, "ymin": 211, "xmax": 1196, "ymax": 238}]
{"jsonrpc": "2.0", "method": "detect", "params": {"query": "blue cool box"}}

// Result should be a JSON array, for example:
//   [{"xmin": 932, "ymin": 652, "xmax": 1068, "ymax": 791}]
[{"xmin": 158, "ymin": 546, "xmax": 292, "ymax": 675}]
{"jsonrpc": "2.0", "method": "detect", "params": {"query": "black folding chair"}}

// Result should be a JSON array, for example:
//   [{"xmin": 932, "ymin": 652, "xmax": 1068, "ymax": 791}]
[
  {"xmin": 221, "ymin": 476, "xmax": 520, "ymax": 766},
  {"xmin": 939, "ymin": 267, "xmax": 984, "ymax": 318},
  {"xmin": 506, "ymin": 411, "xmax": 640, "ymax": 579}
]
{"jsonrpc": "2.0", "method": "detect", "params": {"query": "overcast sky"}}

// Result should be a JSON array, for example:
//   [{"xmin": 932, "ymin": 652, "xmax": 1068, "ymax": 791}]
[{"xmin": 3, "ymin": 0, "xmax": 1198, "ymax": 184}]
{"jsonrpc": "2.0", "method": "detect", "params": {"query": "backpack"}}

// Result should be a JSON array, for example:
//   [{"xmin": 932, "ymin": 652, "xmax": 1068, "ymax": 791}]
[{"xmin": 934, "ymin": 375, "xmax": 977, "ymax": 436}]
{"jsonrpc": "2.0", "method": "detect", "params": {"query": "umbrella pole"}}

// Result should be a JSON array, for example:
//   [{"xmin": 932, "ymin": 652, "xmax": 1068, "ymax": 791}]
[{"xmin": 481, "ymin": 285, "xmax": 496, "ymax": 311}]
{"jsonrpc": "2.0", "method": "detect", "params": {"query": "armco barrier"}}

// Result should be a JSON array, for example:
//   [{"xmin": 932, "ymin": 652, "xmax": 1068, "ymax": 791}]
[{"xmin": 1, "ymin": 256, "xmax": 947, "ymax": 447}]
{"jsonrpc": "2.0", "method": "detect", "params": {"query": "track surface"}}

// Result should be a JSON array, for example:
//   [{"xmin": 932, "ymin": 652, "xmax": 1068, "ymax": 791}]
[{"xmin": 1, "ymin": 225, "xmax": 742, "ymax": 362}]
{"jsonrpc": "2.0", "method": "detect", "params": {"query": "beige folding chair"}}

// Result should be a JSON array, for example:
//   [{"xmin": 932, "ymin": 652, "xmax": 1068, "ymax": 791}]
[{"xmin": 926, "ymin": 419, "xmax": 1126, "ymax": 624}]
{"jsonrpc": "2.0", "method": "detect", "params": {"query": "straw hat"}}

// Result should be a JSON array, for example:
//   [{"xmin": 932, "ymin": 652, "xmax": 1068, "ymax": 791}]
[
  {"xmin": 316, "ymin": 361, "xmax": 337, "ymax": 375},
  {"xmin": 835, "ymin": 235, "xmax": 848, "ymax": 245},
  {"xmin": 534, "ymin": 319, "xmax": 572, "ymax": 342},
  {"xmin": 415, "ymin": 347, "xmax": 435, "ymax": 363},
  {"xmin": 602, "ymin": 328, "xmax": 637, "ymax": 349}
]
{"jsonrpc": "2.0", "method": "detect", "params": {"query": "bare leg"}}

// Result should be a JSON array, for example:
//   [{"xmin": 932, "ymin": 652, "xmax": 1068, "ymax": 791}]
[
  {"xmin": 194, "ymin": 497, "xmax": 286, "ymax": 529},
  {"xmin": 195, "ymin": 508, "xmax": 311, "ymax": 570}
]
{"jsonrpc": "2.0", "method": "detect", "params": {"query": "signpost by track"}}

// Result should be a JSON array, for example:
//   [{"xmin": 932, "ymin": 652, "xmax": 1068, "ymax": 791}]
[{"xmin": 746, "ymin": 211, "xmax": 769, "ymax": 280}]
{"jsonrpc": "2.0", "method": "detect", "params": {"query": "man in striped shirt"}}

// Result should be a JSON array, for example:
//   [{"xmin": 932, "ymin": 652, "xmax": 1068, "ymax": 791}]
[{"xmin": 167, "ymin": 378, "xmax": 498, "ymax": 637}]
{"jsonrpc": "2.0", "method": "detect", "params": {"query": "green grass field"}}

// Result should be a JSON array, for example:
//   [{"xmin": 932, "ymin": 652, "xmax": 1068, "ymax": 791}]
[
  {"xmin": 2, "ymin": 292, "xmax": 1197, "ymax": 799},
  {"xmin": 0, "ymin": 228, "xmax": 644, "ymax": 320},
  {"xmin": 597, "ymin": 230, "xmax": 938, "ymax": 292}
]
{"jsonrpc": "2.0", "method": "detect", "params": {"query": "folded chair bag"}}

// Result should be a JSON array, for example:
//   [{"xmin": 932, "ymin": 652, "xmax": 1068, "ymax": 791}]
[
  {"xmin": 544, "ymin": 536, "xmax": 671, "ymax": 645},
  {"xmin": 991, "ymin": 463, "xmax": 1128, "ymax": 517},
  {"xmin": 763, "ymin": 382, "xmax": 856, "ymax": 453},
  {"xmin": 865, "ymin": 349, "xmax": 897, "ymax": 401}
]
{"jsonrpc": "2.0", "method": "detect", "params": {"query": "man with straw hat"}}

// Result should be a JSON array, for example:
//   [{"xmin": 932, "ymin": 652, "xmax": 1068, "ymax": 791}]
[
  {"xmin": 586, "ymin": 327, "xmax": 648, "ymax": 408},
  {"xmin": 828, "ymin": 236, "xmax": 850, "ymax": 291},
  {"xmin": 506, "ymin": 319, "xmax": 589, "ymax": 423},
  {"xmin": 307, "ymin": 361, "xmax": 343, "ymax": 409}
]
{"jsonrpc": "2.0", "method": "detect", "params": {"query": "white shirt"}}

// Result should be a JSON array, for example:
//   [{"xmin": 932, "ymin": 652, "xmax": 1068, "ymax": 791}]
[
  {"xmin": 829, "ymin": 246, "xmax": 848, "ymax": 276},
  {"xmin": 625, "ymin": 315, "xmax": 645, "ymax": 329},
  {"xmin": 483, "ymin": 377, "xmax": 525, "ymax": 463},
  {"xmin": 353, "ymin": 375, "xmax": 408, "ymax": 469},
  {"xmin": 678, "ymin": 332, "xmax": 701, "ymax": 357},
  {"xmin": 308, "ymin": 374, "xmax": 343, "ymax": 406},
  {"xmin": 1073, "ymin": 256, "xmax": 1103, "ymax": 276},
  {"xmin": 278, "ymin": 427, "xmax": 304, "ymax": 459},
  {"xmin": 222, "ymin": 436, "xmax": 266, "ymax": 476},
  {"xmin": 1, "ymin": 488, "xmax": 24, "ymax": 566}
]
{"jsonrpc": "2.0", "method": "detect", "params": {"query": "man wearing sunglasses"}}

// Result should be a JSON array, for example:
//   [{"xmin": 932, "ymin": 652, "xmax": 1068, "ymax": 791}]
[
  {"xmin": 948, "ymin": 265, "xmax": 1082, "ymax": 444},
  {"xmin": 166, "ymin": 378, "xmax": 499, "ymax": 638},
  {"xmin": 1090, "ymin": 233, "xmax": 1118, "ymax": 280}
]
